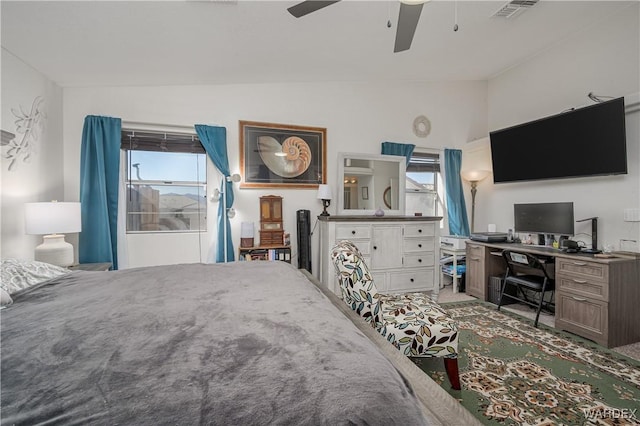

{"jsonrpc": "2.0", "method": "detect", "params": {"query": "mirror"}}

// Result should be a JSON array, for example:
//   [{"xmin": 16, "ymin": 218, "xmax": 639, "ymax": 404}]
[{"xmin": 337, "ymin": 153, "xmax": 406, "ymax": 215}]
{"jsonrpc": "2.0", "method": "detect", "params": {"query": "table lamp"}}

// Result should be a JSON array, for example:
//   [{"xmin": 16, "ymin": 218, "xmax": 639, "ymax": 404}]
[
  {"xmin": 317, "ymin": 184, "xmax": 332, "ymax": 216},
  {"xmin": 25, "ymin": 201, "xmax": 82, "ymax": 267}
]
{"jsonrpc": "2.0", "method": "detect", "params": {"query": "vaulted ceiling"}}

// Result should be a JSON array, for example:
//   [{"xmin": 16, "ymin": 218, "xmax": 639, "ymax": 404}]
[{"xmin": 1, "ymin": 1, "xmax": 636, "ymax": 87}]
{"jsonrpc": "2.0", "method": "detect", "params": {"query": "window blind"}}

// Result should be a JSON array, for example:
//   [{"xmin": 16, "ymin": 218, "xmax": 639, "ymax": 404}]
[
  {"xmin": 121, "ymin": 129, "xmax": 204, "ymax": 154},
  {"xmin": 407, "ymin": 152, "xmax": 440, "ymax": 173}
]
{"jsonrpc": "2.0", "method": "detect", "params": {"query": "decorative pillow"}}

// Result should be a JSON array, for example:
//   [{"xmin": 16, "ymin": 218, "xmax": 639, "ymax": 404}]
[
  {"xmin": 0, "ymin": 288, "xmax": 13, "ymax": 307},
  {"xmin": 0, "ymin": 259, "xmax": 71, "ymax": 295}
]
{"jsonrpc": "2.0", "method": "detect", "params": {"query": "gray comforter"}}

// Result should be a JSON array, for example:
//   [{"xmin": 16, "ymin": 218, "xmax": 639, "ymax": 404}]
[{"xmin": 1, "ymin": 261, "xmax": 429, "ymax": 425}]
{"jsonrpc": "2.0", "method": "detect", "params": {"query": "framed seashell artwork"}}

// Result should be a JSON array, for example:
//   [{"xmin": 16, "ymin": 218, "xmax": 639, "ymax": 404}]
[{"xmin": 239, "ymin": 120, "xmax": 326, "ymax": 188}]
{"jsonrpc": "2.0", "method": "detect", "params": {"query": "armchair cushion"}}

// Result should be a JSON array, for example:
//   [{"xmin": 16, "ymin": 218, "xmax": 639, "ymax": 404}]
[
  {"xmin": 378, "ymin": 293, "xmax": 458, "ymax": 357},
  {"xmin": 331, "ymin": 240, "xmax": 383, "ymax": 328}
]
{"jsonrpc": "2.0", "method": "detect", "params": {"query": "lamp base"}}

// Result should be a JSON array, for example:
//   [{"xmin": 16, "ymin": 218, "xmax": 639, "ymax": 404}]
[
  {"xmin": 34, "ymin": 234, "xmax": 74, "ymax": 267},
  {"xmin": 320, "ymin": 199, "xmax": 331, "ymax": 216}
]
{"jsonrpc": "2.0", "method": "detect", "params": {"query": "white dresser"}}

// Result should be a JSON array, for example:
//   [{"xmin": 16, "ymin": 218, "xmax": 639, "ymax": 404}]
[{"xmin": 318, "ymin": 215, "xmax": 442, "ymax": 297}]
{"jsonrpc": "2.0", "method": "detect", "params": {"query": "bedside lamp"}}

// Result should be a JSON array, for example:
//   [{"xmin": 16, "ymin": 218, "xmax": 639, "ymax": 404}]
[
  {"xmin": 317, "ymin": 184, "xmax": 332, "ymax": 216},
  {"xmin": 460, "ymin": 170, "xmax": 491, "ymax": 233},
  {"xmin": 25, "ymin": 201, "xmax": 82, "ymax": 267}
]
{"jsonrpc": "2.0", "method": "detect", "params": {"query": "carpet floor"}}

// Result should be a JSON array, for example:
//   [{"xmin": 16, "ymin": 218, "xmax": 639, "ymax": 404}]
[{"xmin": 412, "ymin": 300, "xmax": 640, "ymax": 425}]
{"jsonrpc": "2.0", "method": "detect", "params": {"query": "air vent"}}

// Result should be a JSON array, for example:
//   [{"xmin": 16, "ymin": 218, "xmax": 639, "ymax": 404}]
[{"xmin": 492, "ymin": 0, "xmax": 539, "ymax": 18}]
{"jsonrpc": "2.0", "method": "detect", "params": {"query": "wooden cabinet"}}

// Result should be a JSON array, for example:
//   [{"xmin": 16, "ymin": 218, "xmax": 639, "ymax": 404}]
[
  {"xmin": 259, "ymin": 195, "xmax": 284, "ymax": 246},
  {"xmin": 318, "ymin": 216, "xmax": 441, "ymax": 297},
  {"xmin": 555, "ymin": 256, "xmax": 640, "ymax": 348}
]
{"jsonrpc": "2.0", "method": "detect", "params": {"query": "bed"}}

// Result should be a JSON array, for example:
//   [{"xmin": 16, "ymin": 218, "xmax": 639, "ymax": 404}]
[{"xmin": 1, "ymin": 260, "xmax": 478, "ymax": 425}]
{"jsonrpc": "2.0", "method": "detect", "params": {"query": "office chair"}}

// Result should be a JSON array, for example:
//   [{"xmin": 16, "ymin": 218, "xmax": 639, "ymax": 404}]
[{"xmin": 498, "ymin": 250, "xmax": 555, "ymax": 328}]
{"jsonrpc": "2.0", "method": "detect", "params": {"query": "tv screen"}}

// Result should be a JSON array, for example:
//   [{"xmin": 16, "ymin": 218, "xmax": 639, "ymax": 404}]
[
  {"xmin": 490, "ymin": 97, "xmax": 627, "ymax": 183},
  {"xmin": 514, "ymin": 202, "xmax": 574, "ymax": 236}
]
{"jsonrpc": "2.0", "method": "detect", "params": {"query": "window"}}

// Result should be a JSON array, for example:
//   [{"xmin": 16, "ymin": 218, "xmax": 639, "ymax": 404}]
[
  {"xmin": 122, "ymin": 130, "xmax": 207, "ymax": 233},
  {"xmin": 405, "ymin": 151, "xmax": 441, "ymax": 217}
]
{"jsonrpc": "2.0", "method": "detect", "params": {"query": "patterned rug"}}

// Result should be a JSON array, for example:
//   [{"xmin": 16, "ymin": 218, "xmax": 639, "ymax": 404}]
[{"xmin": 412, "ymin": 301, "xmax": 640, "ymax": 425}]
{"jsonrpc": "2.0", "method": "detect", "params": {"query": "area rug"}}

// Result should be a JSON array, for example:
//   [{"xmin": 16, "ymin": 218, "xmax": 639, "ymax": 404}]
[{"xmin": 412, "ymin": 301, "xmax": 640, "ymax": 426}]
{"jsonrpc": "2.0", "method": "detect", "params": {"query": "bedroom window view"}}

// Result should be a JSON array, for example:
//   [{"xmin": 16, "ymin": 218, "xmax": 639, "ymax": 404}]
[
  {"xmin": 122, "ymin": 130, "xmax": 207, "ymax": 233},
  {"xmin": 406, "ymin": 151, "xmax": 441, "ymax": 217}
]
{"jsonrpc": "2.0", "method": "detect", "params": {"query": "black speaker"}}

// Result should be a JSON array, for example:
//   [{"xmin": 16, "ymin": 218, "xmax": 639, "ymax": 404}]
[{"xmin": 297, "ymin": 209, "xmax": 311, "ymax": 272}]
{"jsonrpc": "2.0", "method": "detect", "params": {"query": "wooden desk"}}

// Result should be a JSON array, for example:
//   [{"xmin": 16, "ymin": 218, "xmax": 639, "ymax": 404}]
[{"xmin": 466, "ymin": 241, "xmax": 640, "ymax": 348}]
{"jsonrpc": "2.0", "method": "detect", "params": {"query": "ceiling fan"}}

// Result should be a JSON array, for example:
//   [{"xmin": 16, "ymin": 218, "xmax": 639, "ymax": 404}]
[{"xmin": 287, "ymin": 0, "xmax": 429, "ymax": 53}]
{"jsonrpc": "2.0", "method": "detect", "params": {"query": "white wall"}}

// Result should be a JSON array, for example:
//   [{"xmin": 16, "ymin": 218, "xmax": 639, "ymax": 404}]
[
  {"xmin": 63, "ymin": 81, "xmax": 488, "ymax": 269},
  {"xmin": 474, "ymin": 4, "xmax": 640, "ymax": 251},
  {"xmin": 1, "ymin": 49, "xmax": 64, "ymax": 260}
]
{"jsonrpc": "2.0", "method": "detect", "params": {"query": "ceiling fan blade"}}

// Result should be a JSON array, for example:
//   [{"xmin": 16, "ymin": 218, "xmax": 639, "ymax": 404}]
[
  {"xmin": 287, "ymin": 1, "xmax": 341, "ymax": 18},
  {"xmin": 394, "ymin": 2, "xmax": 424, "ymax": 53}
]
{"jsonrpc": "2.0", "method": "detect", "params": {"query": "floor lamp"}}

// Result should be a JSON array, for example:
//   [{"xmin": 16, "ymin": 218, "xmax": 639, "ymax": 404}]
[
  {"xmin": 211, "ymin": 173, "xmax": 241, "ymax": 262},
  {"xmin": 461, "ymin": 170, "xmax": 490, "ymax": 233}
]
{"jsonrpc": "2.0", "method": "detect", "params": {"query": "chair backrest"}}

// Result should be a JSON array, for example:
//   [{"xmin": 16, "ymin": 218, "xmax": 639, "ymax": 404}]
[
  {"xmin": 330, "ymin": 240, "xmax": 382, "ymax": 328},
  {"xmin": 501, "ymin": 250, "xmax": 553, "ymax": 281}
]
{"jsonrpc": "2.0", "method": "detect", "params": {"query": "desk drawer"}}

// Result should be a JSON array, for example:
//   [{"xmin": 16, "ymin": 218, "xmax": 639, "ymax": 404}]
[
  {"xmin": 403, "ymin": 237, "xmax": 435, "ymax": 253},
  {"xmin": 335, "ymin": 225, "xmax": 371, "ymax": 240},
  {"xmin": 404, "ymin": 223, "xmax": 435, "ymax": 237},
  {"xmin": 555, "ymin": 291, "xmax": 608, "ymax": 346},
  {"xmin": 404, "ymin": 253, "xmax": 435, "ymax": 268},
  {"xmin": 556, "ymin": 258, "xmax": 608, "ymax": 282},
  {"xmin": 557, "ymin": 274, "xmax": 608, "ymax": 301}
]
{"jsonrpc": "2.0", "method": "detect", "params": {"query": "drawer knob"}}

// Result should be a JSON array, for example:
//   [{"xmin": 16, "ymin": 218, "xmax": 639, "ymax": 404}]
[
  {"xmin": 572, "ymin": 261, "xmax": 587, "ymax": 266},
  {"xmin": 571, "ymin": 296, "xmax": 587, "ymax": 302},
  {"xmin": 418, "ymin": 244, "xmax": 422, "ymax": 248},
  {"xmin": 572, "ymin": 279, "xmax": 587, "ymax": 284},
  {"xmin": 373, "ymin": 246, "xmax": 378, "ymax": 250},
  {"xmin": 351, "ymin": 230, "xmax": 356, "ymax": 235},
  {"xmin": 418, "ymin": 229, "xmax": 422, "ymax": 233},
  {"xmin": 410, "ymin": 278, "xmax": 414, "ymax": 282},
  {"xmin": 418, "ymin": 258, "xmax": 422, "ymax": 263}
]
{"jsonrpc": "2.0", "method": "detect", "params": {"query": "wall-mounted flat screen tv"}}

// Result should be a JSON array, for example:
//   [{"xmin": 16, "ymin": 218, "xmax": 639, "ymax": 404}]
[{"xmin": 490, "ymin": 97, "xmax": 627, "ymax": 183}]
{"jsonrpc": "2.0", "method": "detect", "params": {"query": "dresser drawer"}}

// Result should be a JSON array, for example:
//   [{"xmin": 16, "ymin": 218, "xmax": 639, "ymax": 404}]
[
  {"xmin": 388, "ymin": 269, "xmax": 436, "ymax": 293},
  {"xmin": 557, "ymin": 274, "xmax": 608, "ymax": 301},
  {"xmin": 556, "ymin": 258, "xmax": 608, "ymax": 282},
  {"xmin": 404, "ymin": 223, "xmax": 435, "ymax": 237},
  {"xmin": 334, "ymin": 239, "xmax": 370, "ymax": 255},
  {"xmin": 335, "ymin": 225, "xmax": 371, "ymax": 240},
  {"xmin": 403, "ymin": 237, "xmax": 435, "ymax": 253},
  {"xmin": 404, "ymin": 253, "xmax": 435, "ymax": 268},
  {"xmin": 555, "ymin": 291, "xmax": 608, "ymax": 346}
]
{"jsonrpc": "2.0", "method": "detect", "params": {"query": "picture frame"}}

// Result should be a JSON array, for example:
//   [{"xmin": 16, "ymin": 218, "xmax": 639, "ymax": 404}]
[
  {"xmin": 239, "ymin": 120, "xmax": 327, "ymax": 189},
  {"xmin": 362, "ymin": 186, "xmax": 369, "ymax": 200}
]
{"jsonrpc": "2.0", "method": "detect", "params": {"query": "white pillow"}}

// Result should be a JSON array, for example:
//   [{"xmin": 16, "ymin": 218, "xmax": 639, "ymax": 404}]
[
  {"xmin": 0, "ymin": 288, "xmax": 13, "ymax": 307},
  {"xmin": 0, "ymin": 259, "xmax": 71, "ymax": 295}
]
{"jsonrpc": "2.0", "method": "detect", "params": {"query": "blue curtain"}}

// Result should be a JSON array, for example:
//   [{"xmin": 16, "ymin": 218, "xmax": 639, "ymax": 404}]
[
  {"xmin": 381, "ymin": 141, "xmax": 415, "ymax": 165},
  {"xmin": 195, "ymin": 125, "xmax": 234, "ymax": 263},
  {"xmin": 444, "ymin": 149, "xmax": 470, "ymax": 236},
  {"xmin": 79, "ymin": 115, "xmax": 122, "ymax": 269}
]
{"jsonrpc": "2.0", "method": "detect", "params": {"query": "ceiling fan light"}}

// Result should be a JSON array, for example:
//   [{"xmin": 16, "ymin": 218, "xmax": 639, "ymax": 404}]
[{"xmin": 400, "ymin": 0, "xmax": 430, "ymax": 5}]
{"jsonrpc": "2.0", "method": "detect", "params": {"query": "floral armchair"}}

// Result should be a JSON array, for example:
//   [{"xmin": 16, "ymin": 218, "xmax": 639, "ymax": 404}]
[{"xmin": 330, "ymin": 240, "xmax": 460, "ymax": 390}]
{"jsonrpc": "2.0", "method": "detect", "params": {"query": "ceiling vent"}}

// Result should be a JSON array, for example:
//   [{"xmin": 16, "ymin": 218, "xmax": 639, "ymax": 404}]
[{"xmin": 492, "ymin": 0, "xmax": 539, "ymax": 19}]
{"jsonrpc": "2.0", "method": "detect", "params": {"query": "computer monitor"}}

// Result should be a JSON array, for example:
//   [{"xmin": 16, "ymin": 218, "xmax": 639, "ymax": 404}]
[{"xmin": 514, "ymin": 202, "xmax": 574, "ymax": 237}]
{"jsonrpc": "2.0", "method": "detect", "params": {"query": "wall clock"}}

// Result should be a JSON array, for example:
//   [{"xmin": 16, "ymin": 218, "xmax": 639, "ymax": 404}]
[{"xmin": 413, "ymin": 115, "xmax": 431, "ymax": 138}]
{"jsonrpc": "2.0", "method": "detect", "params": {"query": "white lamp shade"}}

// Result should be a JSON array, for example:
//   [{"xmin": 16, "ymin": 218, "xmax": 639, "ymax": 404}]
[
  {"xmin": 241, "ymin": 222, "xmax": 255, "ymax": 238},
  {"xmin": 25, "ymin": 202, "xmax": 82, "ymax": 235},
  {"xmin": 317, "ymin": 184, "xmax": 333, "ymax": 200},
  {"xmin": 460, "ymin": 170, "xmax": 491, "ymax": 183}
]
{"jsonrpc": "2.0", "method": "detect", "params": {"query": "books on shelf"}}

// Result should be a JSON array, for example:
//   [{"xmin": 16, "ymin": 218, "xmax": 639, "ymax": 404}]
[{"xmin": 239, "ymin": 246, "xmax": 291, "ymax": 263}]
